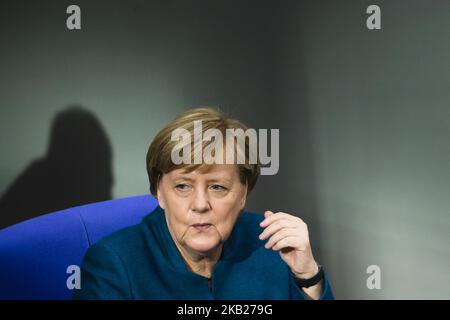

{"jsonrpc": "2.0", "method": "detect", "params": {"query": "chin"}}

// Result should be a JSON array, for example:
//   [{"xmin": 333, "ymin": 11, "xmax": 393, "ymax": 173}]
[{"xmin": 187, "ymin": 236, "xmax": 221, "ymax": 254}]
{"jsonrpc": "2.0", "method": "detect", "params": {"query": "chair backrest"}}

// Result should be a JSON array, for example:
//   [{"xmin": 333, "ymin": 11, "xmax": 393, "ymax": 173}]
[{"xmin": 0, "ymin": 195, "xmax": 158, "ymax": 299}]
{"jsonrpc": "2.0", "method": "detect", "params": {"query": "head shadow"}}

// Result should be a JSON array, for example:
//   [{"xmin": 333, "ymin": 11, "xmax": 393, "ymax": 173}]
[{"xmin": 0, "ymin": 105, "xmax": 113, "ymax": 229}]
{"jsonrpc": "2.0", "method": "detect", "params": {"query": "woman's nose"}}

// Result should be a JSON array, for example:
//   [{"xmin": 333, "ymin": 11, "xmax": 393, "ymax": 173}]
[{"xmin": 191, "ymin": 189, "xmax": 211, "ymax": 213}]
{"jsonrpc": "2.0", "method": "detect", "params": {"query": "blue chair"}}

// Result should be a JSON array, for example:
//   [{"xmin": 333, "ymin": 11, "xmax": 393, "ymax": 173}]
[{"xmin": 0, "ymin": 195, "xmax": 158, "ymax": 299}]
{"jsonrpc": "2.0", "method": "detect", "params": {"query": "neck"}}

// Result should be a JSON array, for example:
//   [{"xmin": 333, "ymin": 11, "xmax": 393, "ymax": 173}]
[{"xmin": 176, "ymin": 243, "xmax": 223, "ymax": 279}]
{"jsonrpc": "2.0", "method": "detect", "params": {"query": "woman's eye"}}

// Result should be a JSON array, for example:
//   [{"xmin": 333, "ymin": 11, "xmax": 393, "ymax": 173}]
[
  {"xmin": 175, "ymin": 184, "xmax": 190, "ymax": 191},
  {"xmin": 210, "ymin": 184, "xmax": 227, "ymax": 192}
]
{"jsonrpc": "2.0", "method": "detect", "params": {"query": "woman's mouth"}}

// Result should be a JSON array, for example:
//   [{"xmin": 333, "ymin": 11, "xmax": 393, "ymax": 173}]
[{"xmin": 192, "ymin": 223, "xmax": 212, "ymax": 231}]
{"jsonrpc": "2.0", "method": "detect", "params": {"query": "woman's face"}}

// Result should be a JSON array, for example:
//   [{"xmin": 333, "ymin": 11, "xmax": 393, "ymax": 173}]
[{"xmin": 157, "ymin": 164, "xmax": 247, "ymax": 256}]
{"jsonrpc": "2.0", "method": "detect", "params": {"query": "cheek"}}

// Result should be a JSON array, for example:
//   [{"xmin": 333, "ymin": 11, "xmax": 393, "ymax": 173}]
[
  {"xmin": 164, "ymin": 200, "xmax": 191, "ymax": 236},
  {"xmin": 163, "ymin": 190, "xmax": 190, "ymax": 216},
  {"xmin": 213, "ymin": 200, "xmax": 242, "ymax": 233},
  {"xmin": 167, "ymin": 205, "xmax": 189, "ymax": 227},
  {"xmin": 165, "ymin": 212, "xmax": 191, "ymax": 243},
  {"xmin": 214, "ymin": 189, "xmax": 246, "ymax": 212}
]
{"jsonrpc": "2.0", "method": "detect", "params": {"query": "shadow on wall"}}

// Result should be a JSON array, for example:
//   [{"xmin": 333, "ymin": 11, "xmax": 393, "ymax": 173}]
[{"xmin": 0, "ymin": 106, "xmax": 114, "ymax": 229}]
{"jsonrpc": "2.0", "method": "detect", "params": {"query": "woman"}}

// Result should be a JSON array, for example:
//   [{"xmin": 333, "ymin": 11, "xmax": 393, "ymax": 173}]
[{"xmin": 73, "ymin": 107, "xmax": 334, "ymax": 300}]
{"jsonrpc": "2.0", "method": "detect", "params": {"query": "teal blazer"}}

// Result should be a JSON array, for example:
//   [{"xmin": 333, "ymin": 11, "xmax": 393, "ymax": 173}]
[{"xmin": 73, "ymin": 206, "xmax": 334, "ymax": 299}]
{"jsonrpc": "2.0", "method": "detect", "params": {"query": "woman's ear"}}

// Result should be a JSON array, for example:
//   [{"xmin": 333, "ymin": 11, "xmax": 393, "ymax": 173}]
[
  {"xmin": 240, "ymin": 197, "xmax": 246, "ymax": 211},
  {"xmin": 156, "ymin": 180, "xmax": 166, "ymax": 209},
  {"xmin": 239, "ymin": 184, "xmax": 248, "ymax": 210}
]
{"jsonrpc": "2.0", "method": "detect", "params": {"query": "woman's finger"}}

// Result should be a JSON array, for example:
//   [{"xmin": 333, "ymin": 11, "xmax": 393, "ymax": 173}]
[
  {"xmin": 264, "ymin": 228, "xmax": 299, "ymax": 249},
  {"xmin": 259, "ymin": 219, "xmax": 295, "ymax": 240},
  {"xmin": 271, "ymin": 235, "xmax": 303, "ymax": 251},
  {"xmin": 260, "ymin": 212, "xmax": 298, "ymax": 228}
]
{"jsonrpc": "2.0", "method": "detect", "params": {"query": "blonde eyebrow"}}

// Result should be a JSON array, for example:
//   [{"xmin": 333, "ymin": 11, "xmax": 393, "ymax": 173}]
[
  {"xmin": 173, "ymin": 176, "xmax": 195, "ymax": 182},
  {"xmin": 206, "ymin": 177, "xmax": 232, "ymax": 184},
  {"xmin": 171, "ymin": 175, "xmax": 232, "ymax": 184}
]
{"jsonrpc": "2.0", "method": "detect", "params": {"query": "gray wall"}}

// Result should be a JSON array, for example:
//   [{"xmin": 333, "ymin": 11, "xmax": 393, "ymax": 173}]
[
  {"xmin": 0, "ymin": 0, "xmax": 449, "ymax": 298},
  {"xmin": 289, "ymin": 1, "xmax": 450, "ymax": 299}
]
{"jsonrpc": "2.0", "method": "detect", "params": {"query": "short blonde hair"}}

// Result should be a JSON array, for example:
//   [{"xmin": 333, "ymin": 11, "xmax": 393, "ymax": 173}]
[{"xmin": 146, "ymin": 107, "xmax": 260, "ymax": 196}]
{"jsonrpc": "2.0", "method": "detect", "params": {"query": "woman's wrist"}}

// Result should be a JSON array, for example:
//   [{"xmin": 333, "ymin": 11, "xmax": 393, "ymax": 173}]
[{"xmin": 293, "ymin": 261, "xmax": 319, "ymax": 280}]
